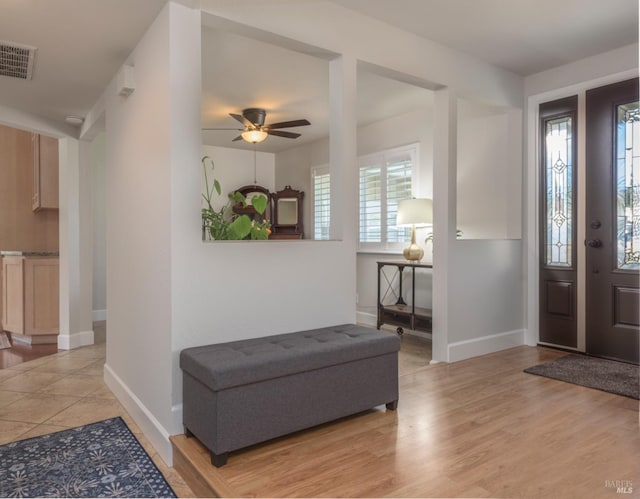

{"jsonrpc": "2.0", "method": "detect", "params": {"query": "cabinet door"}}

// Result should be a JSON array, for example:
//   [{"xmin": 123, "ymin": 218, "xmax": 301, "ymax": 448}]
[
  {"xmin": 24, "ymin": 258, "xmax": 59, "ymax": 335},
  {"xmin": 32, "ymin": 134, "xmax": 59, "ymax": 211},
  {"xmin": 2, "ymin": 257, "xmax": 24, "ymax": 334}
]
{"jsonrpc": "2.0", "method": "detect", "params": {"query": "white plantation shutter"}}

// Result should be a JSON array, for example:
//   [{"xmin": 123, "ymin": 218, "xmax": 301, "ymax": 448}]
[
  {"xmin": 386, "ymin": 157, "xmax": 413, "ymax": 243},
  {"xmin": 312, "ymin": 166, "xmax": 331, "ymax": 240},
  {"xmin": 358, "ymin": 144, "xmax": 417, "ymax": 250},
  {"xmin": 310, "ymin": 145, "xmax": 417, "ymax": 248},
  {"xmin": 359, "ymin": 164, "xmax": 382, "ymax": 242}
]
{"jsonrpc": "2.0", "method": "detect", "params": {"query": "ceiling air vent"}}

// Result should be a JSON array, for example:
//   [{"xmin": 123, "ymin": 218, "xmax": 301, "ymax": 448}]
[{"xmin": 0, "ymin": 41, "xmax": 36, "ymax": 80}]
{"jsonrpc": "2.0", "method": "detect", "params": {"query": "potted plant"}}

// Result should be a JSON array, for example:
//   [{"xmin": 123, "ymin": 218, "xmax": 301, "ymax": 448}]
[{"xmin": 201, "ymin": 156, "xmax": 271, "ymax": 240}]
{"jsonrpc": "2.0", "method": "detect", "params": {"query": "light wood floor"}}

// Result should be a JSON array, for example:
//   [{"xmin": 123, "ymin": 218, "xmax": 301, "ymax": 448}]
[{"xmin": 172, "ymin": 342, "xmax": 640, "ymax": 498}]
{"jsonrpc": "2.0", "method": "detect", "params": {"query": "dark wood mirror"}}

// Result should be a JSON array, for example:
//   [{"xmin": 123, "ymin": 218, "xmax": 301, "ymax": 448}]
[
  {"xmin": 271, "ymin": 186, "xmax": 304, "ymax": 239},
  {"xmin": 231, "ymin": 185, "xmax": 271, "ymax": 223}
]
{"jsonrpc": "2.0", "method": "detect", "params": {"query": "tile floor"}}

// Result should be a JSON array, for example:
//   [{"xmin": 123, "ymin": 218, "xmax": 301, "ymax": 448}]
[{"xmin": 0, "ymin": 322, "xmax": 194, "ymax": 498}]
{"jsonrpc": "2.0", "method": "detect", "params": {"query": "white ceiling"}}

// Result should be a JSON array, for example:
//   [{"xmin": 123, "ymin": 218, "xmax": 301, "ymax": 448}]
[
  {"xmin": 0, "ymin": 0, "xmax": 636, "ymax": 152},
  {"xmin": 331, "ymin": 0, "xmax": 639, "ymax": 76},
  {"xmin": 0, "ymin": 0, "xmax": 166, "ymax": 127}
]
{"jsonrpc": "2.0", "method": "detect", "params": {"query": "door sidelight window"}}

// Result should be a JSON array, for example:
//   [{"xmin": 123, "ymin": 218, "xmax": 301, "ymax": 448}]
[
  {"xmin": 544, "ymin": 115, "xmax": 574, "ymax": 267},
  {"xmin": 616, "ymin": 101, "xmax": 640, "ymax": 270}
]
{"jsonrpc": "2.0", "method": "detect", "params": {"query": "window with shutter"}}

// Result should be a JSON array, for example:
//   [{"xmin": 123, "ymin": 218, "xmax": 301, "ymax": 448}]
[
  {"xmin": 359, "ymin": 144, "xmax": 417, "ymax": 251},
  {"xmin": 312, "ymin": 166, "xmax": 331, "ymax": 240},
  {"xmin": 310, "ymin": 144, "xmax": 418, "ymax": 248}
]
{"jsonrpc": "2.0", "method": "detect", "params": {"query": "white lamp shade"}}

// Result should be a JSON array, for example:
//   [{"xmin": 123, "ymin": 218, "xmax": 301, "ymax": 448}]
[{"xmin": 396, "ymin": 198, "xmax": 433, "ymax": 227}]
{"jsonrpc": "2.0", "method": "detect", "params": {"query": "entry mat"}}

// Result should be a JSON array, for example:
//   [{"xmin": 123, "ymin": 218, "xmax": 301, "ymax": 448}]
[
  {"xmin": 0, "ymin": 417, "xmax": 176, "ymax": 498},
  {"xmin": 524, "ymin": 354, "xmax": 639, "ymax": 400}
]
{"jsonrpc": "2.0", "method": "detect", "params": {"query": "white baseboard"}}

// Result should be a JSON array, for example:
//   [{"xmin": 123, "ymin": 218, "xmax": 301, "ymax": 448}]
[
  {"xmin": 58, "ymin": 330, "xmax": 94, "ymax": 350},
  {"xmin": 448, "ymin": 329, "xmax": 525, "ymax": 363},
  {"xmin": 92, "ymin": 309, "xmax": 107, "ymax": 322},
  {"xmin": 356, "ymin": 310, "xmax": 377, "ymax": 327},
  {"xmin": 104, "ymin": 364, "xmax": 174, "ymax": 466}
]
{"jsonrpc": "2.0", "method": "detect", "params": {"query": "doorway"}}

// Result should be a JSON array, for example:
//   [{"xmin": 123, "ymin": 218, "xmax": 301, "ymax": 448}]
[{"xmin": 539, "ymin": 78, "xmax": 639, "ymax": 364}]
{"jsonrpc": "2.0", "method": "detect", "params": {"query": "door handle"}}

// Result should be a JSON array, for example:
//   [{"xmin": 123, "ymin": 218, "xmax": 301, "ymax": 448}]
[{"xmin": 586, "ymin": 239, "xmax": 603, "ymax": 248}]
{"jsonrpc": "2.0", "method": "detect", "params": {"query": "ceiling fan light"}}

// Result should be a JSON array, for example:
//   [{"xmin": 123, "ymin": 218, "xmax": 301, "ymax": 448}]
[{"xmin": 241, "ymin": 129, "xmax": 268, "ymax": 143}]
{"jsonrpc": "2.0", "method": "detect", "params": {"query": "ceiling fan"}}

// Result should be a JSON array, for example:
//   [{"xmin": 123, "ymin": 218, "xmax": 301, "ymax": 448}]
[{"xmin": 202, "ymin": 108, "xmax": 311, "ymax": 144}]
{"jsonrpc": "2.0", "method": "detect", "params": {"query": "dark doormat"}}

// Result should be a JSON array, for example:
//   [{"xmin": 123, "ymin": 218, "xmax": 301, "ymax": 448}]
[
  {"xmin": 0, "ymin": 417, "xmax": 176, "ymax": 498},
  {"xmin": 524, "ymin": 354, "xmax": 639, "ymax": 399}
]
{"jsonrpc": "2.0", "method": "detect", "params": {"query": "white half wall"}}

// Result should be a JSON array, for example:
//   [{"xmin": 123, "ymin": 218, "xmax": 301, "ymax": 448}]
[{"xmin": 448, "ymin": 240, "xmax": 524, "ymax": 346}]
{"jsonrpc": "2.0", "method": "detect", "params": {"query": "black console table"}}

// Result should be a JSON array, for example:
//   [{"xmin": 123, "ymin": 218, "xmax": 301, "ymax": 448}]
[{"xmin": 377, "ymin": 260, "xmax": 433, "ymax": 335}]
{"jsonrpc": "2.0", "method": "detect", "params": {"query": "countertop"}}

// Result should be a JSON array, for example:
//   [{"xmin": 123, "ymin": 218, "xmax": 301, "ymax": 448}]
[{"xmin": 0, "ymin": 251, "xmax": 59, "ymax": 257}]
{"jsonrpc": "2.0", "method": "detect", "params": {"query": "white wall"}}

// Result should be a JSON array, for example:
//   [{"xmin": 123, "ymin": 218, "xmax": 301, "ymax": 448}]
[
  {"xmin": 199, "ymin": 1, "xmax": 522, "ymax": 107},
  {"xmin": 201, "ymin": 145, "xmax": 275, "ymax": 211},
  {"xmin": 91, "ymin": 132, "xmax": 107, "ymax": 321},
  {"xmin": 103, "ymin": 2, "xmax": 179, "ymax": 464},
  {"xmin": 457, "ymin": 100, "xmax": 522, "ymax": 239}
]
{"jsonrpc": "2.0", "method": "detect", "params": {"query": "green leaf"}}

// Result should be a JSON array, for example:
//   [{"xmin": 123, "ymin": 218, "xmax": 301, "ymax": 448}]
[
  {"xmin": 213, "ymin": 179, "xmax": 221, "ymax": 196},
  {"xmin": 228, "ymin": 215, "xmax": 252, "ymax": 239},
  {"xmin": 251, "ymin": 227, "xmax": 269, "ymax": 240},
  {"xmin": 229, "ymin": 191, "xmax": 245, "ymax": 204},
  {"xmin": 251, "ymin": 195, "xmax": 268, "ymax": 214}
]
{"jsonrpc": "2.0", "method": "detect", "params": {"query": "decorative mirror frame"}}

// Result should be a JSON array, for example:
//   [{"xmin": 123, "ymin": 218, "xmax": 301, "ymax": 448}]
[
  {"xmin": 271, "ymin": 186, "xmax": 304, "ymax": 239},
  {"xmin": 232, "ymin": 185, "xmax": 271, "ymax": 223}
]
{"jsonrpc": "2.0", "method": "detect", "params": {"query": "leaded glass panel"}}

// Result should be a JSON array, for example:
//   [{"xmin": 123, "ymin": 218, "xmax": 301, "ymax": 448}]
[
  {"xmin": 544, "ymin": 116, "xmax": 573, "ymax": 267},
  {"xmin": 616, "ymin": 101, "xmax": 640, "ymax": 270}
]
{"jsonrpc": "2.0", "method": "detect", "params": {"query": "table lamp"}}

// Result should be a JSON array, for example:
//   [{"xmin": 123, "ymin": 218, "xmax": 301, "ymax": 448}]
[{"xmin": 396, "ymin": 198, "xmax": 433, "ymax": 261}]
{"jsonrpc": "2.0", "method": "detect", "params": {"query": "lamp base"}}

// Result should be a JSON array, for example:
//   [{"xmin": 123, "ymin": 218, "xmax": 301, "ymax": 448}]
[{"xmin": 403, "ymin": 243, "xmax": 424, "ymax": 261}]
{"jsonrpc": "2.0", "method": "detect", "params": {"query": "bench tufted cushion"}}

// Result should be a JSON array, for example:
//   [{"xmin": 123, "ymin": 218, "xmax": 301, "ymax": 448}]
[{"xmin": 180, "ymin": 324, "xmax": 400, "ymax": 391}]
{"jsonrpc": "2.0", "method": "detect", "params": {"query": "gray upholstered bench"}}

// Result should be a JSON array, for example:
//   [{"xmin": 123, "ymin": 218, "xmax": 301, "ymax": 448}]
[{"xmin": 180, "ymin": 324, "xmax": 400, "ymax": 467}]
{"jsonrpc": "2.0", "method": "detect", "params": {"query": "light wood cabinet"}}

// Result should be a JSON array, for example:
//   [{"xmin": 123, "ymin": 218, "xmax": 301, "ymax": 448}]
[
  {"xmin": 2, "ymin": 257, "xmax": 24, "ymax": 334},
  {"xmin": 32, "ymin": 133, "xmax": 59, "ymax": 211},
  {"xmin": 1, "ymin": 256, "xmax": 59, "ymax": 342}
]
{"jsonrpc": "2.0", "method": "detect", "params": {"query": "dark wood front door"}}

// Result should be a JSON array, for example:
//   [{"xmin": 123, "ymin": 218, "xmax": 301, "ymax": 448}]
[{"xmin": 586, "ymin": 78, "xmax": 639, "ymax": 364}]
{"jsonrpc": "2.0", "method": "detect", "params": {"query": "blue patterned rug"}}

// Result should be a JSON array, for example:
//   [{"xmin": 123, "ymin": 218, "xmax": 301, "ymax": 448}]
[{"xmin": 0, "ymin": 417, "xmax": 176, "ymax": 498}]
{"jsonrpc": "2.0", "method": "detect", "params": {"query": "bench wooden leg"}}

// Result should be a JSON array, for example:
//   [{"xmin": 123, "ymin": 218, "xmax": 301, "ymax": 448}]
[
  {"xmin": 386, "ymin": 400, "xmax": 398, "ymax": 411},
  {"xmin": 211, "ymin": 451, "xmax": 228, "ymax": 468}
]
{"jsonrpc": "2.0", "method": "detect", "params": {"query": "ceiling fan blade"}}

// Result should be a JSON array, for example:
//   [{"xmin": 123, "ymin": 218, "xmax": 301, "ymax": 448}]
[
  {"xmin": 266, "ymin": 130, "xmax": 301, "ymax": 139},
  {"xmin": 264, "ymin": 119, "xmax": 310, "ymax": 130},
  {"xmin": 232, "ymin": 135, "xmax": 244, "ymax": 142},
  {"xmin": 230, "ymin": 113, "xmax": 255, "ymax": 128}
]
